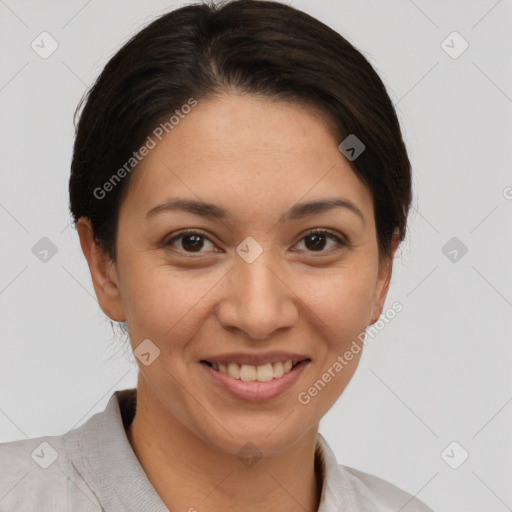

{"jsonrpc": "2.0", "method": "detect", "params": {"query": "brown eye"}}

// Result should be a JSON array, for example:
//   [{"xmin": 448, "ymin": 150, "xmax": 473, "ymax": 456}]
[
  {"xmin": 165, "ymin": 230, "xmax": 216, "ymax": 253},
  {"xmin": 294, "ymin": 229, "xmax": 347, "ymax": 253},
  {"xmin": 179, "ymin": 234, "xmax": 205, "ymax": 252}
]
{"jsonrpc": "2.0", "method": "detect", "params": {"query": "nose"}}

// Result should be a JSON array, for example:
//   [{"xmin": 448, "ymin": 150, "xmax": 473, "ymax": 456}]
[{"xmin": 215, "ymin": 252, "xmax": 299, "ymax": 340}]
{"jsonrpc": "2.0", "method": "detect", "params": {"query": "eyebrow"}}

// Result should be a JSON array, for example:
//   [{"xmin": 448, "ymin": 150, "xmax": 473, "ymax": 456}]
[{"xmin": 146, "ymin": 197, "xmax": 365, "ymax": 225}]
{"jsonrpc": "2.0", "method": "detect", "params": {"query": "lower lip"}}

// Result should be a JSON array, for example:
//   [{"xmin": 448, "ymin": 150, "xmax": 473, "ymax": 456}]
[{"xmin": 199, "ymin": 361, "xmax": 309, "ymax": 403}]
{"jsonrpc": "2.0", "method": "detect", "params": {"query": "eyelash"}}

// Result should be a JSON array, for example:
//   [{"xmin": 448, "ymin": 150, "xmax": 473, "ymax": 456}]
[{"xmin": 163, "ymin": 228, "xmax": 348, "ymax": 255}]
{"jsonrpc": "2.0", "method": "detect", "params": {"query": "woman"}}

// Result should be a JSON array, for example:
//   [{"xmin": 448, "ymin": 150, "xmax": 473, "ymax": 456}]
[{"xmin": 0, "ymin": 1, "xmax": 434, "ymax": 510}]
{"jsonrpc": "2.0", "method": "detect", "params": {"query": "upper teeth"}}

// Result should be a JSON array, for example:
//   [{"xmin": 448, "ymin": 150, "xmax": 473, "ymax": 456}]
[{"xmin": 211, "ymin": 361, "xmax": 295, "ymax": 381}]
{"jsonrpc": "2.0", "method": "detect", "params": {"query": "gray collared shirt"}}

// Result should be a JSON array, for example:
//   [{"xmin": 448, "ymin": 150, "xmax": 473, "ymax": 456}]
[{"xmin": 0, "ymin": 388, "xmax": 434, "ymax": 511}]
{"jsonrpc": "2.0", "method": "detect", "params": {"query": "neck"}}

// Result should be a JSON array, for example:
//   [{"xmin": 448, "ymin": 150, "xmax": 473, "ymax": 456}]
[{"xmin": 125, "ymin": 383, "xmax": 322, "ymax": 512}]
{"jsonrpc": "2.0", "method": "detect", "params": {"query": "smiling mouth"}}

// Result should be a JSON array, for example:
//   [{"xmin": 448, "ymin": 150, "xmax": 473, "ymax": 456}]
[{"xmin": 200, "ymin": 359, "xmax": 309, "ymax": 382}]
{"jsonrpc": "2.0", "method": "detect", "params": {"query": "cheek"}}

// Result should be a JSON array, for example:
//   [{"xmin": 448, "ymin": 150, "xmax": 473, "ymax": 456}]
[
  {"xmin": 295, "ymin": 268, "xmax": 376, "ymax": 413},
  {"xmin": 299, "ymin": 264, "xmax": 378, "ymax": 344},
  {"xmin": 119, "ymin": 261, "xmax": 223, "ymax": 345}
]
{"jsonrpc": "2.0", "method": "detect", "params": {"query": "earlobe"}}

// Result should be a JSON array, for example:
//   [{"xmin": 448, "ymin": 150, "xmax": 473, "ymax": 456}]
[
  {"xmin": 76, "ymin": 217, "xmax": 126, "ymax": 322},
  {"xmin": 369, "ymin": 229, "xmax": 400, "ymax": 325}
]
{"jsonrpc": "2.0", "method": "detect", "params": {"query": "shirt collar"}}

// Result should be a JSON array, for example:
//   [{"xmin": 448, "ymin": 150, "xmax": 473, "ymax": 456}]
[
  {"xmin": 63, "ymin": 388, "xmax": 168, "ymax": 511},
  {"xmin": 63, "ymin": 388, "xmax": 354, "ymax": 511}
]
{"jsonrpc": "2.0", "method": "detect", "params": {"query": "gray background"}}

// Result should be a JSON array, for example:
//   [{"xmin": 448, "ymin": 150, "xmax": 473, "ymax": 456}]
[{"xmin": 1, "ymin": 1, "xmax": 511, "ymax": 510}]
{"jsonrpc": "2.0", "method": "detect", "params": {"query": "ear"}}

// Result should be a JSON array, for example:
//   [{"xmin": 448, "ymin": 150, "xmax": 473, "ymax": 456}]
[
  {"xmin": 76, "ymin": 217, "xmax": 126, "ymax": 322},
  {"xmin": 369, "ymin": 228, "xmax": 400, "ymax": 325}
]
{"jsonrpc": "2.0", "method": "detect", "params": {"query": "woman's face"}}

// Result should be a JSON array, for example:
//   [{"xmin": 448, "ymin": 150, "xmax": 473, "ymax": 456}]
[{"xmin": 88, "ymin": 93, "xmax": 396, "ymax": 457}]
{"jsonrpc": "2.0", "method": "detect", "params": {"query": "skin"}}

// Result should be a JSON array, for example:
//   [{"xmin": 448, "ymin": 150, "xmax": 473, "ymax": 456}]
[{"xmin": 77, "ymin": 92, "xmax": 399, "ymax": 512}]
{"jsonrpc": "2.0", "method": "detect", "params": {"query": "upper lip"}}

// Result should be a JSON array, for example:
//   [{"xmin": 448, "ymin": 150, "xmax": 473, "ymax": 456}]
[{"xmin": 201, "ymin": 351, "xmax": 310, "ymax": 366}]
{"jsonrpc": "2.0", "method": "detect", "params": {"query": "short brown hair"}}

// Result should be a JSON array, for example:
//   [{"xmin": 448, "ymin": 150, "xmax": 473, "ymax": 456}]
[{"xmin": 69, "ymin": 0, "xmax": 411, "ymax": 262}]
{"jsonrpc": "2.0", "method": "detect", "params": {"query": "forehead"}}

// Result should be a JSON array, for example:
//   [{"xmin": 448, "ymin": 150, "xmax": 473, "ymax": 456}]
[{"xmin": 123, "ymin": 93, "xmax": 373, "ymax": 218}]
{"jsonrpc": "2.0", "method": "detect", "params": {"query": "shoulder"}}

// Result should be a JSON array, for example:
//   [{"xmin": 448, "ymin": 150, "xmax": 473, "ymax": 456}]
[
  {"xmin": 0, "ymin": 434, "xmax": 100, "ymax": 511},
  {"xmin": 339, "ymin": 464, "xmax": 435, "ymax": 511},
  {"xmin": 316, "ymin": 433, "xmax": 434, "ymax": 511}
]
